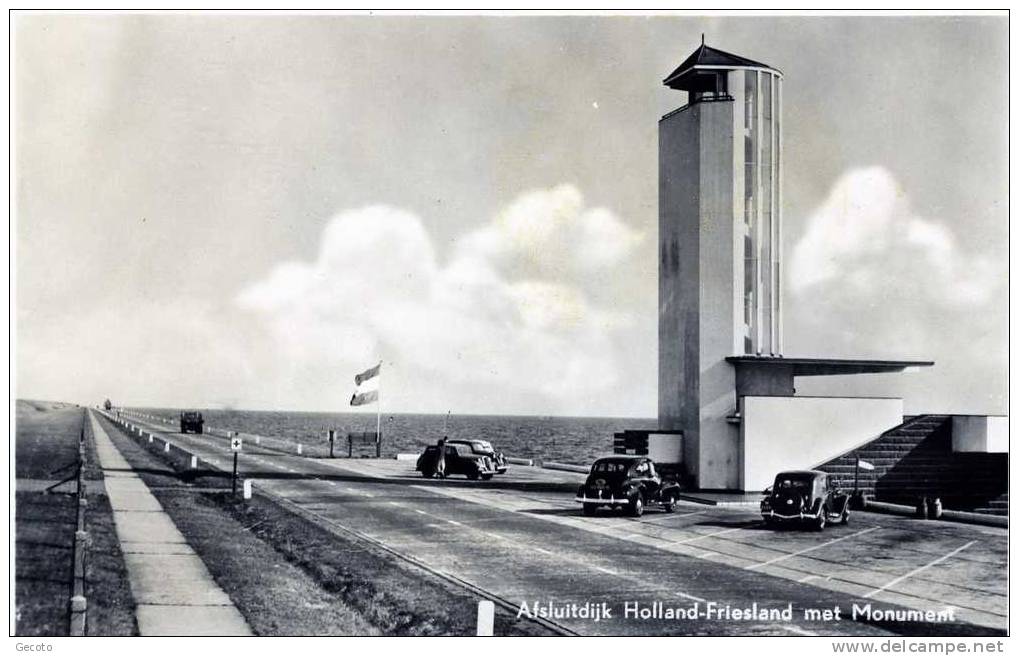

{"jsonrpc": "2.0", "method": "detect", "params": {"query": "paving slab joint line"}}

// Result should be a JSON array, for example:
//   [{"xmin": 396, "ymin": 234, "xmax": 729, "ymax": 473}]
[{"xmin": 87, "ymin": 411, "xmax": 253, "ymax": 636}]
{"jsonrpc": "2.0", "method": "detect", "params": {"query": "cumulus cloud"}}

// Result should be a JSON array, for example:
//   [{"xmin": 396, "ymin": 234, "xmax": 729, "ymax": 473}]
[
  {"xmin": 790, "ymin": 167, "xmax": 999, "ymax": 306},
  {"xmin": 235, "ymin": 185, "xmax": 651, "ymax": 414},
  {"xmin": 786, "ymin": 167, "xmax": 1006, "ymax": 413}
]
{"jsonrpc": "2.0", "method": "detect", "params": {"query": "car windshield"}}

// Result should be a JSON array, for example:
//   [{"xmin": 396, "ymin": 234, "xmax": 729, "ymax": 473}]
[
  {"xmin": 593, "ymin": 461, "xmax": 628, "ymax": 474},
  {"xmin": 775, "ymin": 476, "xmax": 812, "ymax": 491}
]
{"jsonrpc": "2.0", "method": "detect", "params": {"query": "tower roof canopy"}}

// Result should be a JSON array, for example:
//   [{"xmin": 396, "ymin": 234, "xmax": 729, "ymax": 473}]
[{"xmin": 664, "ymin": 42, "xmax": 779, "ymax": 90}]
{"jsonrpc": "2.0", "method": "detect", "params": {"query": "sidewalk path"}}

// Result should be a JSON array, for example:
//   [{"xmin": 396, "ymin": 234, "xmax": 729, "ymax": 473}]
[{"xmin": 88, "ymin": 410, "xmax": 252, "ymax": 636}]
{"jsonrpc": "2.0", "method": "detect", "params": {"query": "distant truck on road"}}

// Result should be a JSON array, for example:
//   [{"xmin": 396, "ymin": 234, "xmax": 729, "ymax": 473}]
[
  {"xmin": 103, "ymin": 399, "xmax": 112, "ymax": 411},
  {"xmin": 179, "ymin": 411, "xmax": 204, "ymax": 434}
]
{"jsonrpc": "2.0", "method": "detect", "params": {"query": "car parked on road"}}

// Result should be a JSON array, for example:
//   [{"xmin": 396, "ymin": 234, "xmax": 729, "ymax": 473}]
[
  {"xmin": 575, "ymin": 456, "xmax": 681, "ymax": 517},
  {"xmin": 447, "ymin": 439, "xmax": 508, "ymax": 474},
  {"xmin": 179, "ymin": 411, "xmax": 204, "ymax": 434},
  {"xmin": 760, "ymin": 470, "xmax": 849, "ymax": 530},
  {"xmin": 416, "ymin": 442, "xmax": 499, "ymax": 480}
]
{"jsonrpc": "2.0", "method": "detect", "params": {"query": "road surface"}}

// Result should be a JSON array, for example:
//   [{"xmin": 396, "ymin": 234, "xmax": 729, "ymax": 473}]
[{"xmin": 104, "ymin": 411, "xmax": 1007, "ymax": 637}]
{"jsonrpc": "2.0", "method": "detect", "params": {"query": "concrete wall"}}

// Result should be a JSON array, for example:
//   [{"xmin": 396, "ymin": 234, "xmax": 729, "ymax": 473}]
[
  {"xmin": 740, "ymin": 396, "xmax": 904, "ymax": 491},
  {"xmin": 696, "ymin": 100, "xmax": 739, "ymax": 490},
  {"xmin": 952, "ymin": 416, "xmax": 1009, "ymax": 453},
  {"xmin": 659, "ymin": 97, "xmax": 742, "ymax": 490},
  {"xmin": 659, "ymin": 105, "xmax": 702, "ymax": 475},
  {"xmin": 648, "ymin": 433, "xmax": 684, "ymax": 464}
]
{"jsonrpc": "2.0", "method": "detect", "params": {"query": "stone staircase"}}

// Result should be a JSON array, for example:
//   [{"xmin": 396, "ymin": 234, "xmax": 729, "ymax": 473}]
[{"xmin": 817, "ymin": 415, "xmax": 1008, "ymax": 515}]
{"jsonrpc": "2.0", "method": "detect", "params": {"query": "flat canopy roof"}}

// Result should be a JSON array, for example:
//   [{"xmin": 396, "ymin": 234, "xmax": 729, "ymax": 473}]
[{"xmin": 725, "ymin": 356, "xmax": 934, "ymax": 377}]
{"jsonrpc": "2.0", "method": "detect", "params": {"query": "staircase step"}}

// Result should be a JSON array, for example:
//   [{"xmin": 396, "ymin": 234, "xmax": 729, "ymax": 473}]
[{"xmin": 817, "ymin": 414, "xmax": 1005, "ymax": 507}]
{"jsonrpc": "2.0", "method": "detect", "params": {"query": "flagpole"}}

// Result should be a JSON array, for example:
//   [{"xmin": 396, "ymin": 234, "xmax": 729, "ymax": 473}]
[{"xmin": 375, "ymin": 361, "xmax": 382, "ymax": 445}]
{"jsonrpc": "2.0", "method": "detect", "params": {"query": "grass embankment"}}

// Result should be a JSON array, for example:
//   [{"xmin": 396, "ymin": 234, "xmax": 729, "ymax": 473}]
[
  {"xmin": 14, "ymin": 401, "xmax": 135, "ymax": 636},
  {"xmin": 100, "ymin": 415, "xmax": 553, "ymax": 636}
]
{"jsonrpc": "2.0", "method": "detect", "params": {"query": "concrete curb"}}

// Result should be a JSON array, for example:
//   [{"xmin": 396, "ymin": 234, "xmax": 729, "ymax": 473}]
[
  {"xmin": 540, "ymin": 461, "xmax": 588, "ymax": 474},
  {"xmin": 394, "ymin": 453, "xmax": 417, "ymax": 461},
  {"xmin": 505, "ymin": 457, "xmax": 534, "ymax": 466},
  {"xmin": 865, "ymin": 500, "xmax": 1008, "ymax": 528}
]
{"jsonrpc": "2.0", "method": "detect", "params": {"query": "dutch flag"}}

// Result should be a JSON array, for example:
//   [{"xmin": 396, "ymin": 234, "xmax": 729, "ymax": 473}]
[{"xmin": 350, "ymin": 362, "xmax": 381, "ymax": 407}]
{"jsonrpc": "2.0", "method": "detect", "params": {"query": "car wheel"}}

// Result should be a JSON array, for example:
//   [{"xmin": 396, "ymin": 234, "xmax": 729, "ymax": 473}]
[
  {"xmin": 629, "ymin": 494, "xmax": 644, "ymax": 517},
  {"xmin": 481, "ymin": 474, "xmax": 493, "ymax": 480},
  {"xmin": 662, "ymin": 501, "xmax": 675, "ymax": 513},
  {"xmin": 467, "ymin": 470, "xmax": 480, "ymax": 481},
  {"xmin": 421, "ymin": 471, "xmax": 432, "ymax": 478},
  {"xmin": 763, "ymin": 516, "xmax": 776, "ymax": 529},
  {"xmin": 583, "ymin": 504, "xmax": 597, "ymax": 516}
]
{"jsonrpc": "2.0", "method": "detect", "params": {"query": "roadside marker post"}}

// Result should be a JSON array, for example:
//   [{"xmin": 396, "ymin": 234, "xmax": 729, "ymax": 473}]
[
  {"xmin": 476, "ymin": 600, "xmax": 494, "ymax": 636},
  {"xmin": 164, "ymin": 441, "xmax": 170, "ymax": 453},
  {"xmin": 190, "ymin": 455, "xmax": 198, "ymax": 469},
  {"xmin": 231, "ymin": 436, "xmax": 243, "ymax": 495},
  {"xmin": 243, "ymin": 479, "xmax": 253, "ymax": 500},
  {"xmin": 297, "ymin": 443, "xmax": 303, "ymax": 456},
  {"xmin": 328, "ymin": 430, "xmax": 335, "ymax": 458}
]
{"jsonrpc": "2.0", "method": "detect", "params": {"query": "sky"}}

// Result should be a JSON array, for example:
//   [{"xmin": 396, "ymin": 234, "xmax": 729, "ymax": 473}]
[{"xmin": 14, "ymin": 14, "xmax": 1008, "ymax": 417}]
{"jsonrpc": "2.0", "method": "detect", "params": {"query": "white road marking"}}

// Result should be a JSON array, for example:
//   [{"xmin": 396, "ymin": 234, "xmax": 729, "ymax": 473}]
[
  {"xmin": 675, "ymin": 591, "xmax": 708, "ymax": 603},
  {"xmin": 673, "ymin": 525, "xmax": 751, "ymax": 545},
  {"xmin": 744, "ymin": 527, "xmax": 880, "ymax": 571},
  {"xmin": 593, "ymin": 565, "xmax": 617, "ymax": 575},
  {"xmin": 414, "ymin": 509, "xmax": 428, "ymax": 515},
  {"xmin": 783, "ymin": 625, "xmax": 818, "ymax": 636},
  {"xmin": 798, "ymin": 574, "xmax": 818, "ymax": 584},
  {"xmin": 863, "ymin": 540, "xmax": 976, "ymax": 599}
]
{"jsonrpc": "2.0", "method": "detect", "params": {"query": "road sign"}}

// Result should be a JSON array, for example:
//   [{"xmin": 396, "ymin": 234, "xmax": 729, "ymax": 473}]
[{"xmin": 231, "ymin": 437, "xmax": 243, "ymax": 452}]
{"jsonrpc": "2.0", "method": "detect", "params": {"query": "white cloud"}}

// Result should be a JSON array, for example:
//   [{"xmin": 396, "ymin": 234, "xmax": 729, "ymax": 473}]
[
  {"xmin": 786, "ymin": 167, "xmax": 1006, "ymax": 413},
  {"xmin": 235, "ymin": 185, "xmax": 650, "ymax": 414},
  {"xmin": 790, "ymin": 167, "xmax": 999, "ymax": 306}
]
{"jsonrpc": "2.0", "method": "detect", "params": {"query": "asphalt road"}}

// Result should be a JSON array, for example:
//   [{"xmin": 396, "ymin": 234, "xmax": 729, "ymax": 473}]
[{"xmin": 107, "ymin": 411, "xmax": 1007, "ymax": 637}]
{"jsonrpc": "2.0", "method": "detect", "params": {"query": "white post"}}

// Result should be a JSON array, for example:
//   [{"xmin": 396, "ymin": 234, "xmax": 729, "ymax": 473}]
[
  {"xmin": 148, "ymin": 434, "xmax": 153, "ymax": 443},
  {"xmin": 190, "ymin": 455, "xmax": 198, "ymax": 469},
  {"xmin": 256, "ymin": 436, "xmax": 260, "ymax": 445},
  {"xmin": 164, "ymin": 442, "xmax": 170, "ymax": 453},
  {"xmin": 476, "ymin": 600, "xmax": 494, "ymax": 636},
  {"xmin": 297, "ymin": 443, "xmax": 303, "ymax": 456},
  {"xmin": 243, "ymin": 479, "xmax": 253, "ymax": 500}
]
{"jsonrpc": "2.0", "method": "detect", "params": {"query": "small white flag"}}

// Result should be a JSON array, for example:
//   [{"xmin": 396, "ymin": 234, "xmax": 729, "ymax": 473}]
[{"xmin": 857, "ymin": 459, "xmax": 875, "ymax": 471}]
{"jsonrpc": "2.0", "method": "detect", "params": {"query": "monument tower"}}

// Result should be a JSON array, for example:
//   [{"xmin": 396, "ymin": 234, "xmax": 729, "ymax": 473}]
[
  {"xmin": 659, "ymin": 40, "xmax": 784, "ymax": 488},
  {"xmin": 658, "ymin": 40, "xmax": 931, "ymax": 491}
]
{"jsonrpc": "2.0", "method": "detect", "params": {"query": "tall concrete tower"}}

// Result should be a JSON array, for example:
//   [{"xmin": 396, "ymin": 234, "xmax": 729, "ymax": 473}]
[{"xmin": 658, "ymin": 41, "xmax": 783, "ymax": 489}]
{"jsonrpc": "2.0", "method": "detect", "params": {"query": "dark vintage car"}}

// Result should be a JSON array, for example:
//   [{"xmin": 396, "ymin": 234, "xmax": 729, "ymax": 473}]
[
  {"xmin": 575, "ymin": 456, "xmax": 681, "ymax": 517},
  {"xmin": 760, "ymin": 470, "xmax": 849, "ymax": 530},
  {"xmin": 179, "ymin": 411, "xmax": 204, "ymax": 434},
  {"xmin": 447, "ymin": 439, "xmax": 508, "ymax": 474},
  {"xmin": 416, "ymin": 443, "xmax": 499, "ymax": 480}
]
